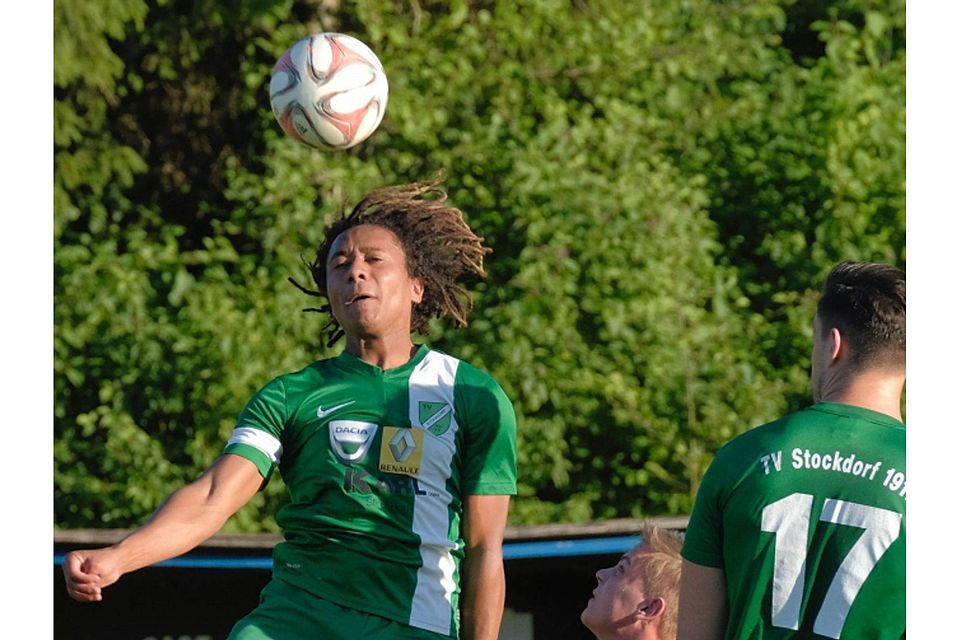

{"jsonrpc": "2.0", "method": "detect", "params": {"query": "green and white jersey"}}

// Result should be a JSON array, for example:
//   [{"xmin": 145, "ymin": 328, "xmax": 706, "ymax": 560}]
[
  {"xmin": 683, "ymin": 402, "xmax": 905, "ymax": 639},
  {"xmin": 223, "ymin": 345, "xmax": 517, "ymax": 637}
]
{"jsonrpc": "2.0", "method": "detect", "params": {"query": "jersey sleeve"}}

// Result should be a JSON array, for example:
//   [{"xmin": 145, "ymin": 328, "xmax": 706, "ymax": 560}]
[
  {"xmin": 455, "ymin": 366, "xmax": 518, "ymax": 496},
  {"xmin": 681, "ymin": 447, "xmax": 729, "ymax": 569},
  {"xmin": 223, "ymin": 375, "xmax": 288, "ymax": 480}
]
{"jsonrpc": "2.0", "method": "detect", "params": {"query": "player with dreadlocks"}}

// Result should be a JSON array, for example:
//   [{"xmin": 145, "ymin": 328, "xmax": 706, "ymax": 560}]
[
  {"xmin": 63, "ymin": 177, "xmax": 519, "ymax": 640},
  {"xmin": 290, "ymin": 178, "xmax": 490, "ymax": 347}
]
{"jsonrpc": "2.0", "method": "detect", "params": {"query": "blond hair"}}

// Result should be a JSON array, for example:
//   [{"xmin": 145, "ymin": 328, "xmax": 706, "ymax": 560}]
[{"xmin": 638, "ymin": 524, "xmax": 684, "ymax": 640}]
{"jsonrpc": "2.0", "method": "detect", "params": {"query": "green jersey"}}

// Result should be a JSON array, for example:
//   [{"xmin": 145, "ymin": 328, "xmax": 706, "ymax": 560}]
[
  {"xmin": 682, "ymin": 402, "xmax": 906, "ymax": 639},
  {"xmin": 223, "ymin": 346, "xmax": 518, "ymax": 637}
]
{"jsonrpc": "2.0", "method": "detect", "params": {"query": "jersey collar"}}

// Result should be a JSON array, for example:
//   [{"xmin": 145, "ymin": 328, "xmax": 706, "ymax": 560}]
[
  {"xmin": 333, "ymin": 344, "xmax": 430, "ymax": 377},
  {"xmin": 811, "ymin": 401, "xmax": 905, "ymax": 429}
]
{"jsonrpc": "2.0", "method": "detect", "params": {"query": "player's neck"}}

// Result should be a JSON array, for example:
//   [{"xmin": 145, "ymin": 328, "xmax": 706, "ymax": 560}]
[
  {"xmin": 345, "ymin": 332, "xmax": 419, "ymax": 370},
  {"xmin": 821, "ymin": 369, "xmax": 905, "ymax": 422}
]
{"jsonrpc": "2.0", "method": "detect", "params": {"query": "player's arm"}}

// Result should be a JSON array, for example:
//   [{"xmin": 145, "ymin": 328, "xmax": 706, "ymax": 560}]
[
  {"xmin": 62, "ymin": 453, "xmax": 263, "ymax": 602},
  {"xmin": 459, "ymin": 493, "xmax": 511, "ymax": 640},
  {"xmin": 677, "ymin": 559, "xmax": 728, "ymax": 640}
]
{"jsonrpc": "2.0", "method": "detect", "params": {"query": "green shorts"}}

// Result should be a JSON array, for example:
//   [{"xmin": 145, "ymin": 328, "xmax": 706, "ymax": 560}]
[{"xmin": 227, "ymin": 578, "xmax": 456, "ymax": 640}]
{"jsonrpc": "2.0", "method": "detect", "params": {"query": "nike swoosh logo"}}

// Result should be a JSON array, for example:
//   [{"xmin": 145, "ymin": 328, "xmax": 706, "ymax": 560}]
[{"xmin": 317, "ymin": 400, "xmax": 356, "ymax": 419}]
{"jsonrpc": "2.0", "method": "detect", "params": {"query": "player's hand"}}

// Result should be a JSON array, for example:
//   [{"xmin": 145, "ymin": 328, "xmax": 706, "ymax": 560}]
[{"xmin": 62, "ymin": 548, "xmax": 124, "ymax": 602}]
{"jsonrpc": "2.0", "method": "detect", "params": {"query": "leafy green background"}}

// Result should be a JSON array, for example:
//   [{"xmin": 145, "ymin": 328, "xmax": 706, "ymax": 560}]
[{"xmin": 54, "ymin": 0, "xmax": 905, "ymax": 531}]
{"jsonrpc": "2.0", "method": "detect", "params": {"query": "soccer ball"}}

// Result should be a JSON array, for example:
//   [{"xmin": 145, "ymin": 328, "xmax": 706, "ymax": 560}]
[{"xmin": 269, "ymin": 33, "xmax": 388, "ymax": 150}]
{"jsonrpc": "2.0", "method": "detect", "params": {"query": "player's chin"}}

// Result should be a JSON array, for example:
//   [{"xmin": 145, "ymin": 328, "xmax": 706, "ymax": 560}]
[{"xmin": 579, "ymin": 603, "xmax": 595, "ymax": 625}]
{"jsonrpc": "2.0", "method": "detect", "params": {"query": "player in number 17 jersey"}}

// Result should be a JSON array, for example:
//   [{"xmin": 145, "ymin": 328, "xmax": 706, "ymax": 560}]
[
  {"xmin": 679, "ymin": 262, "xmax": 907, "ymax": 640},
  {"xmin": 682, "ymin": 402, "xmax": 905, "ymax": 638}
]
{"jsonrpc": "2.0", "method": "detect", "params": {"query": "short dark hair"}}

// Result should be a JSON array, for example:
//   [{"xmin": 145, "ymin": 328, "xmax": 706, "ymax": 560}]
[
  {"xmin": 290, "ymin": 176, "xmax": 490, "ymax": 347},
  {"xmin": 816, "ymin": 261, "xmax": 905, "ymax": 369}
]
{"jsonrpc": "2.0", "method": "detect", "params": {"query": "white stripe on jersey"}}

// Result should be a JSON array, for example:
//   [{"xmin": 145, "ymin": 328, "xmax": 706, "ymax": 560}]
[
  {"xmin": 407, "ymin": 350, "xmax": 460, "ymax": 635},
  {"xmin": 226, "ymin": 426, "xmax": 283, "ymax": 465}
]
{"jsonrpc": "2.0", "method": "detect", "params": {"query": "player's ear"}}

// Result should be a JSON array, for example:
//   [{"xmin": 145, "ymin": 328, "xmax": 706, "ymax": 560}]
[
  {"xmin": 635, "ymin": 597, "xmax": 665, "ymax": 620},
  {"xmin": 829, "ymin": 327, "xmax": 843, "ymax": 362},
  {"xmin": 410, "ymin": 277, "xmax": 424, "ymax": 305}
]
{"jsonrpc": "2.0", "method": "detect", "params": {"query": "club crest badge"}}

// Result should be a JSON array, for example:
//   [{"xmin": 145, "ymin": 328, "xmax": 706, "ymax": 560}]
[{"xmin": 419, "ymin": 401, "xmax": 453, "ymax": 436}]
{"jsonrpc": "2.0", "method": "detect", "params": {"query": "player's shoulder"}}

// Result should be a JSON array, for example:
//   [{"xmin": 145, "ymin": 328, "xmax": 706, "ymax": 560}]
[
  {"xmin": 258, "ymin": 354, "xmax": 343, "ymax": 391},
  {"xmin": 714, "ymin": 406, "xmax": 815, "ymax": 458},
  {"xmin": 450, "ymin": 354, "xmax": 508, "ymax": 394},
  {"xmin": 806, "ymin": 401, "xmax": 906, "ymax": 432},
  {"xmin": 422, "ymin": 348, "xmax": 512, "ymax": 409},
  {"xmin": 715, "ymin": 402, "xmax": 903, "ymax": 464},
  {"xmin": 420, "ymin": 347, "xmax": 495, "ymax": 383}
]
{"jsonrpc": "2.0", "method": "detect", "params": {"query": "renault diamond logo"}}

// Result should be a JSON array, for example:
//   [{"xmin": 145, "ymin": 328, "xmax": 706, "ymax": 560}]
[
  {"xmin": 389, "ymin": 429, "xmax": 417, "ymax": 462},
  {"xmin": 379, "ymin": 427, "xmax": 424, "ymax": 477}
]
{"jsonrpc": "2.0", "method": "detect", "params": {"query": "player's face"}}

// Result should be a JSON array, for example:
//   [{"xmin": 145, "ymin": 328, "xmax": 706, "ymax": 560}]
[
  {"xmin": 326, "ymin": 225, "xmax": 423, "ymax": 341},
  {"xmin": 580, "ymin": 545, "xmax": 652, "ymax": 635}
]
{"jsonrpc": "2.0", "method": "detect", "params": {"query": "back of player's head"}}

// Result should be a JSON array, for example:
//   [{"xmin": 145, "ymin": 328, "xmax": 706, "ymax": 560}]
[
  {"xmin": 639, "ymin": 524, "xmax": 683, "ymax": 639},
  {"xmin": 816, "ymin": 261, "xmax": 905, "ymax": 371}
]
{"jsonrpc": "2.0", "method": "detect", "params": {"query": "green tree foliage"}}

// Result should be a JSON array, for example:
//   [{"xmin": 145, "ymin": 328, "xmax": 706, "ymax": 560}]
[{"xmin": 54, "ymin": 0, "xmax": 905, "ymax": 530}]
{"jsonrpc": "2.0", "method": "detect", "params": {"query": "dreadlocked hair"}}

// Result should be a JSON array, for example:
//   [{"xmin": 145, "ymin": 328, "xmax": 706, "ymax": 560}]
[{"xmin": 289, "ymin": 175, "xmax": 490, "ymax": 347}]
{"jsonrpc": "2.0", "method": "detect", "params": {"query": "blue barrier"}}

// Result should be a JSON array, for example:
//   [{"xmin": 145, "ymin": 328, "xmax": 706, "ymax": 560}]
[{"xmin": 54, "ymin": 534, "xmax": 642, "ymax": 570}]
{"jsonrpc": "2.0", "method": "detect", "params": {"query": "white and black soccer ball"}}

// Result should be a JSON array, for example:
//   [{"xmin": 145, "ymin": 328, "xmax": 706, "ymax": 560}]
[{"xmin": 269, "ymin": 33, "xmax": 388, "ymax": 150}]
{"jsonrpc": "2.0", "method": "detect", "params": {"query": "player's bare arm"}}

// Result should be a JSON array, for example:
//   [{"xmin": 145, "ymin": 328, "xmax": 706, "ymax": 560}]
[
  {"xmin": 459, "ymin": 494, "xmax": 511, "ymax": 640},
  {"xmin": 677, "ymin": 559, "xmax": 728, "ymax": 640},
  {"xmin": 62, "ymin": 454, "xmax": 263, "ymax": 602}
]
